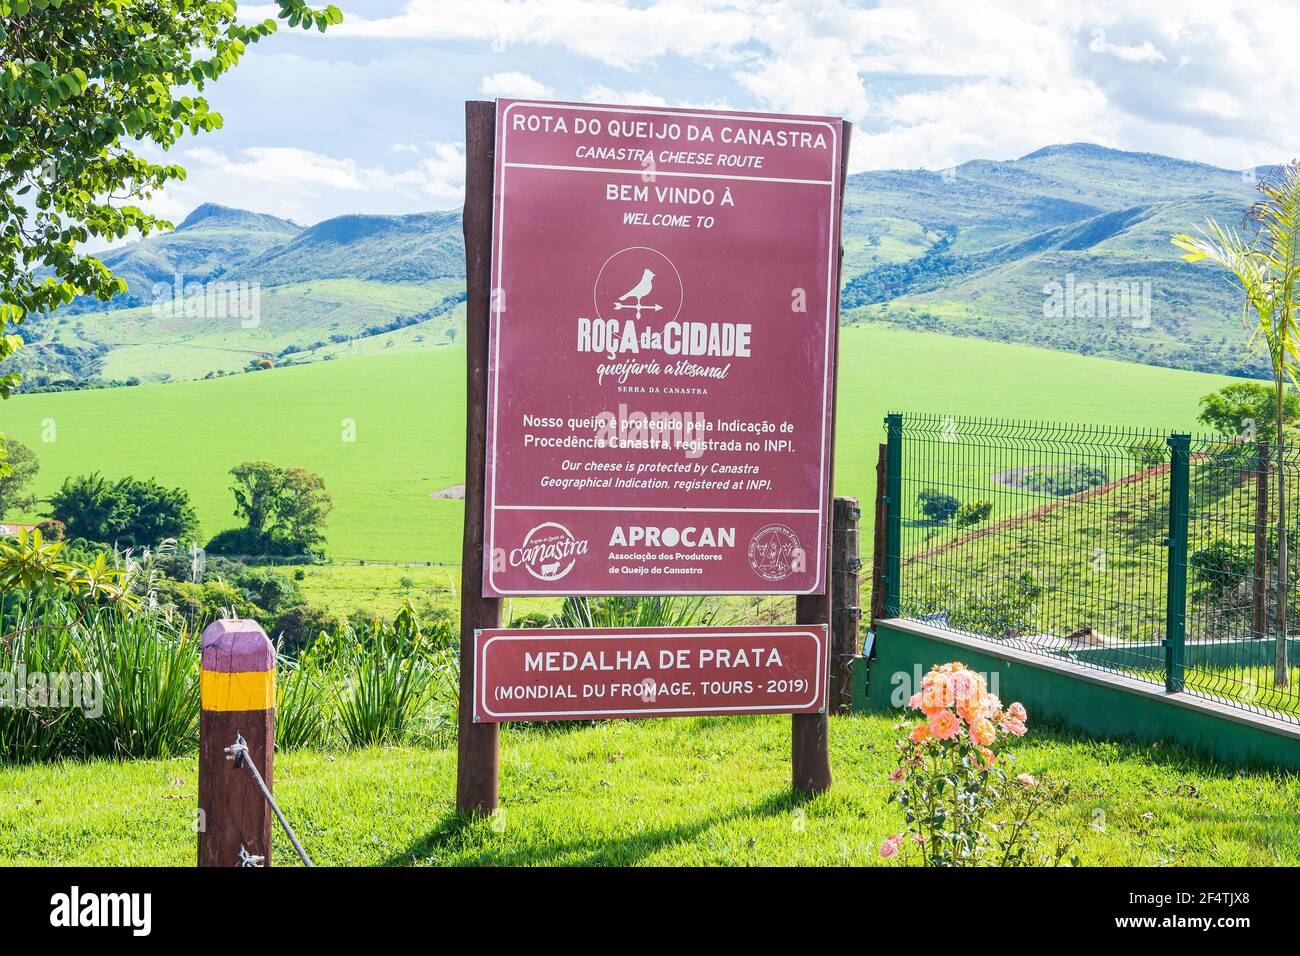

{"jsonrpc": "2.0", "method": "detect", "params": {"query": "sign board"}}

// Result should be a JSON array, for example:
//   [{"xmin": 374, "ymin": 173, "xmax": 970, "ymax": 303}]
[
  {"xmin": 473, "ymin": 625, "xmax": 828, "ymax": 723},
  {"xmin": 484, "ymin": 99, "xmax": 844, "ymax": 596}
]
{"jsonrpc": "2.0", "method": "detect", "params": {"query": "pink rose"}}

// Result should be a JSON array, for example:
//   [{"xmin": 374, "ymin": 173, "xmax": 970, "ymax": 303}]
[{"xmin": 879, "ymin": 835, "xmax": 902, "ymax": 859}]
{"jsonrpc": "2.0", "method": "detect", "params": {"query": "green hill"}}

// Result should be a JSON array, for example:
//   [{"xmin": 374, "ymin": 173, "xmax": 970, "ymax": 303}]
[
  {"xmin": 0, "ymin": 325, "xmax": 1243, "ymax": 563},
  {"xmin": 235, "ymin": 211, "xmax": 464, "ymax": 286},
  {"xmin": 3, "ymin": 143, "xmax": 1272, "ymax": 387}
]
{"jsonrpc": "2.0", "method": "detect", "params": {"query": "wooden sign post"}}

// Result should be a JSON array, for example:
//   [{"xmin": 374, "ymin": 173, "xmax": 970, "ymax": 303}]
[
  {"xmin": 456, "ymin": 99, "xmax": 850, "ymax": 815},
  {"xmin": 457, "ymin": 100, "xmax": 504, "ymax": 816}
]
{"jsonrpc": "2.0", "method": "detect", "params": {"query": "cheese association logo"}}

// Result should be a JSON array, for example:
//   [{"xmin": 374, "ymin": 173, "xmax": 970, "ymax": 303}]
[
  {"xmin": 511, "ymin": 522, "xmax": 589, "ymax": 582},
  {"xmin": 748, "ymin": 524, "xmax": 801, "ymax": 581}
]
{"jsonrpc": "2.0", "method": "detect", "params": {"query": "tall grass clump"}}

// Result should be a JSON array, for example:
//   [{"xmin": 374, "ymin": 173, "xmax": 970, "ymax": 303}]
[
  {"xmin": 556, "ymin": 595, "xmax": 733, "ymax": 629},
  {"xmin": 274, "ymin": 652, "xmax": 331, "ymax": 751},
  {"xmin": 307, "ymin": 603, "xmax": 458, "ymax": 749},
  {"xmin": 0, "ymin": 599, "xmax": 84, "ymax": 762},
  {"xmin": 70, "ymin": 605, "xmax": 199, "ymax": 759}
]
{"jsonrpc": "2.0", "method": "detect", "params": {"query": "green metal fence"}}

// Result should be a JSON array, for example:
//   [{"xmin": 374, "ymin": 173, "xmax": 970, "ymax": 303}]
[{"xmin": 883, "ymin": 412, "xmax": 1300, "ymax": 725}]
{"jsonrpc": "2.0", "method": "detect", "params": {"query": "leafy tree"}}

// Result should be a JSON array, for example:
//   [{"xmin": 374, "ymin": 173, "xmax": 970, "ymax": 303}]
[
  {"xmin": 118, "ymin": 477, "xmax": 199, "ymax": 548},
  {"xmin": 228, "ymin": 461, "xmax": 283, "ymax": 535},
  {"xmin": 0, "ymin": 0, "xmax": 342, "ymax": 473},
  {"xmin": 278, "ymin": 466, "xmax": 331, "ymax": 551},
  {"xmin": 1196, "ymin": 381, "xmax": 1300, "ymax": 443},
  {"xmin": 46, "ymin": 472, "xmax": 119, "ymax": 540},
  {"xmin": 917, "ymin": 488, "xmax": 959, "ymax": 522},
  {"xmin": 47, "ymin": 472, "xmax": 198, "ymax": 547},
  {"xmin": 1174, "ymin": 160, "xmax": 1300, "ymax": 687},
  {"xmin": 223, "ymin": 460, "xmax": 332, "ymax": 554},
  {"xmin": 0, "ymin": 435, "xmax": 37, "ymax": 517}
]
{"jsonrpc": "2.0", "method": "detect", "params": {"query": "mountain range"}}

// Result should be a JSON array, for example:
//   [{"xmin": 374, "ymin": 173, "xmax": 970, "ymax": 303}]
[{"xmin": 6, "ymin": 143, "xmax": 1270, "ymax": 387}]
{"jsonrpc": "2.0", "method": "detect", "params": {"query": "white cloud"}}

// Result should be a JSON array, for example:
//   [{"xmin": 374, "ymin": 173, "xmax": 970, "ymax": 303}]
[
  {"xmin": 480, "ymin": 71, "xmax": 552, "ymax": 98},
  {"xmin": 142, "ymin": 142, "xmax": 466, "ymax": 224},
  {"xmin": 1088, "ymin": 29, "xmax": 1166, "ymax": 63},
  {"xmin": 128, "ymin": 0, "xmax": 1300, "ymax": 224},
  {"xmin": 337, "ymin": 0, "xmax": 756, "ymax": 68},
  {"xmin": 582, "ymin": 85, "xmax": 669, "ymax": 107}
]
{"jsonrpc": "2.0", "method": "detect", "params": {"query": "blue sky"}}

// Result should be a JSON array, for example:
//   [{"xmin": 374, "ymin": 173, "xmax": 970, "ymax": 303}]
[{"xmin": 142, "ymin": 0, "xmax": 1300, "ymax": 227}]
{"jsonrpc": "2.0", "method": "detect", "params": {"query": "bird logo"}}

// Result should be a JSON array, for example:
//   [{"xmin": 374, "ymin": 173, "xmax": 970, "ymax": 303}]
[
  {"xmin": 593, "ymin": 247, "xmax": 682, "ymax": 325},
  {"xmin": 612, "ymin": 268, "xmax": 662, "ymax": 320}
]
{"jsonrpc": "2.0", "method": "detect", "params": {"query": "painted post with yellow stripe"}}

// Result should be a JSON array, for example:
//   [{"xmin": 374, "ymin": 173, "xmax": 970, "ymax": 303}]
[{"xmin": 198, "ymin": 619, "xmax": 275, "ymax": 866}]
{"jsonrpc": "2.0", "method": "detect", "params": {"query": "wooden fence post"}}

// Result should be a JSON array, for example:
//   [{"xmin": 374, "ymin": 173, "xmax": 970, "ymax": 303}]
[
  {"xmin": 456, "ymin": 99, "xmax": 503, "ymax": 817},
  {"xmin": 791, "ymin": 120, "xmax": 851, "ymax": 797},
  {"xmin": 829, "ymin": 496, "xmax": 861, "ymax": 713},
  {"xmin": 198, "ymin": 619, "xmax": 275, "ymax": 867}
]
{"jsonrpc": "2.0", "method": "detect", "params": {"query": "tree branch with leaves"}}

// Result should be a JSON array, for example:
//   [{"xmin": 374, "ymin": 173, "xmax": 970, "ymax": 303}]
[{"xmin": 0, "ymin": 0, "xmax": 342, "ymax": 468}]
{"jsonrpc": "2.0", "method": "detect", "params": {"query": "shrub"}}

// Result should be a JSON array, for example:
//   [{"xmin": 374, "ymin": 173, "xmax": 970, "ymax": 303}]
[
  {"xmin": 272, "ymin": 603, "xmax": 339, "ymax": 655},
  {"xmin": 0, "ymin": 597, "xmax": 199, "ymax": 762},
  {"xmin": 1190, "ymin": 539, "xmax": 1252, "ymax": 593},
  {"xmin": 1021, "ymin": 464, "xmax": 1107, "ymax": 497},
  {"xmin": 48, "ymin": 473, "xmax": 199, "ymax": 548},
  {"xmin": 926, "ymin": 571, "xmax": 1043, "ymax": 639},
  {"xmin": 917, "ymin": 488, "xmax": 959, "ymax": 522},
  {"xmin": 955, "ymin": 500, "xmax": 994, "ymax": 527},
  {"xmin": 227, "ymin": 565, "xmax": 303, "ymax": 615},
  {"xmin": 205, "ymin": 527, "xmax": 304, "ymax": 558},
  {"xmin": 510, "ymin": 611, "xmax": 552, "ymax": 629},
  {"xmin": 880, "ymin": 662, "xmax": 1078, "ymax": 867}
]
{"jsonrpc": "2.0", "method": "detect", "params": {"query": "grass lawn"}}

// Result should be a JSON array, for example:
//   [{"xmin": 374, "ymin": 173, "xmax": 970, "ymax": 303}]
[{"xmin": 2, "ymin": 712, "xmax": 1296, "ymax": 866}]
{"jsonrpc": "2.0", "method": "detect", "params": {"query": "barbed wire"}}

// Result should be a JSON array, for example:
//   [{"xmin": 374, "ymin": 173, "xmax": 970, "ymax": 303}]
[{"xmin": 225, "ymin": 733, "xmax": 314, "ymax": 868}]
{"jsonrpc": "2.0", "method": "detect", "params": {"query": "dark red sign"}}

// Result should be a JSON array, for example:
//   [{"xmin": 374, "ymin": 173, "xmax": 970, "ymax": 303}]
[
  {"xmin": 484, "ymin": 99, "xmax": 844, "ymax": 596},
  {"xmin": 473, "ymin": 626, "xmax": 828, "ymax": 722}
]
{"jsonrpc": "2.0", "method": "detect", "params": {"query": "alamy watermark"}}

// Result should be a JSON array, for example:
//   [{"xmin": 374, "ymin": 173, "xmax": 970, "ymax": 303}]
[
  {"xmin": 1, "ymin": 666, "xmax": 103, "ymax": 718},
  {"xmin": 1042, "ymin": 273, "xmax": 1152, "ymax": 329},
  {"xmin": 152, "ymin": 272, "xmax": 261, "ymax": 328}
]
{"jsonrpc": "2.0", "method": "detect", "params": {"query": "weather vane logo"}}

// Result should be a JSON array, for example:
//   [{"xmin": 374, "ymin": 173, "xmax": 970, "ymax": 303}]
[{"xmin": 594, "ymin": 246, "xmax": 683, "ymax": 324}]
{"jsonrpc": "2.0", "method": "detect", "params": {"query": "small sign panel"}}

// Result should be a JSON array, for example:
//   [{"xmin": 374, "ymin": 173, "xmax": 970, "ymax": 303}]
[
  {"xmin": 484, "ymin": 99, "xmax": 843, "ymax": 596},
  {"xmin": 473, "ymin": 625, "xmax": 828, "ymax": 723}
]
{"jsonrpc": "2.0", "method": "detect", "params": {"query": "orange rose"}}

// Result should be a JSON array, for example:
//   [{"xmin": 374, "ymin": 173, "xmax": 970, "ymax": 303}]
[
  {"xmin": 968, "ymin": 716, "xmax": 997, "ymax": 747},
  {"xmin": 929, "ymin": 709, "xmax": 961, "ymax": 741}
]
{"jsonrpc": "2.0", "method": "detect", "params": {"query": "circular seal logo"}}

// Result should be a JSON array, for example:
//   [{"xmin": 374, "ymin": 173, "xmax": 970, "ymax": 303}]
[
  {"xmin": 748, "ymin": 524, "xmax": 801, "ymax": 582},
  {"xmin": 511, "ymin": 522, "xmax": 588, "ymax": 582},
  {"xmin": 593, "ymin": 246, "xmax": 684, "ymax": 325}
]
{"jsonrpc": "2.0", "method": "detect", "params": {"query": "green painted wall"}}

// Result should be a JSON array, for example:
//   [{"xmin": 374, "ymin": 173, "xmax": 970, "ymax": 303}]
[{"xmin": 859, "ymin": 621, "xmax": 1300, "ymax": 771}]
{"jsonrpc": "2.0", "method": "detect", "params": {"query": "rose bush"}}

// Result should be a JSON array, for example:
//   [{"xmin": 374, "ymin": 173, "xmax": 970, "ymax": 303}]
[{"xmin": 879, "ymin": 662, "xmax": 1079, "ymax": 867}]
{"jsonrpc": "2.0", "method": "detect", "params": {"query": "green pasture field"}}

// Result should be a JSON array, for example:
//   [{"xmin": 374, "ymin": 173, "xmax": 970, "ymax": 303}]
[
  {"xmin": 1, "ymin": 324, "xmax": 1241, "ymax": 569},
  {"xmin": 1, "ymin": 712, "xmax": 1295, "ymax": 866}
]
